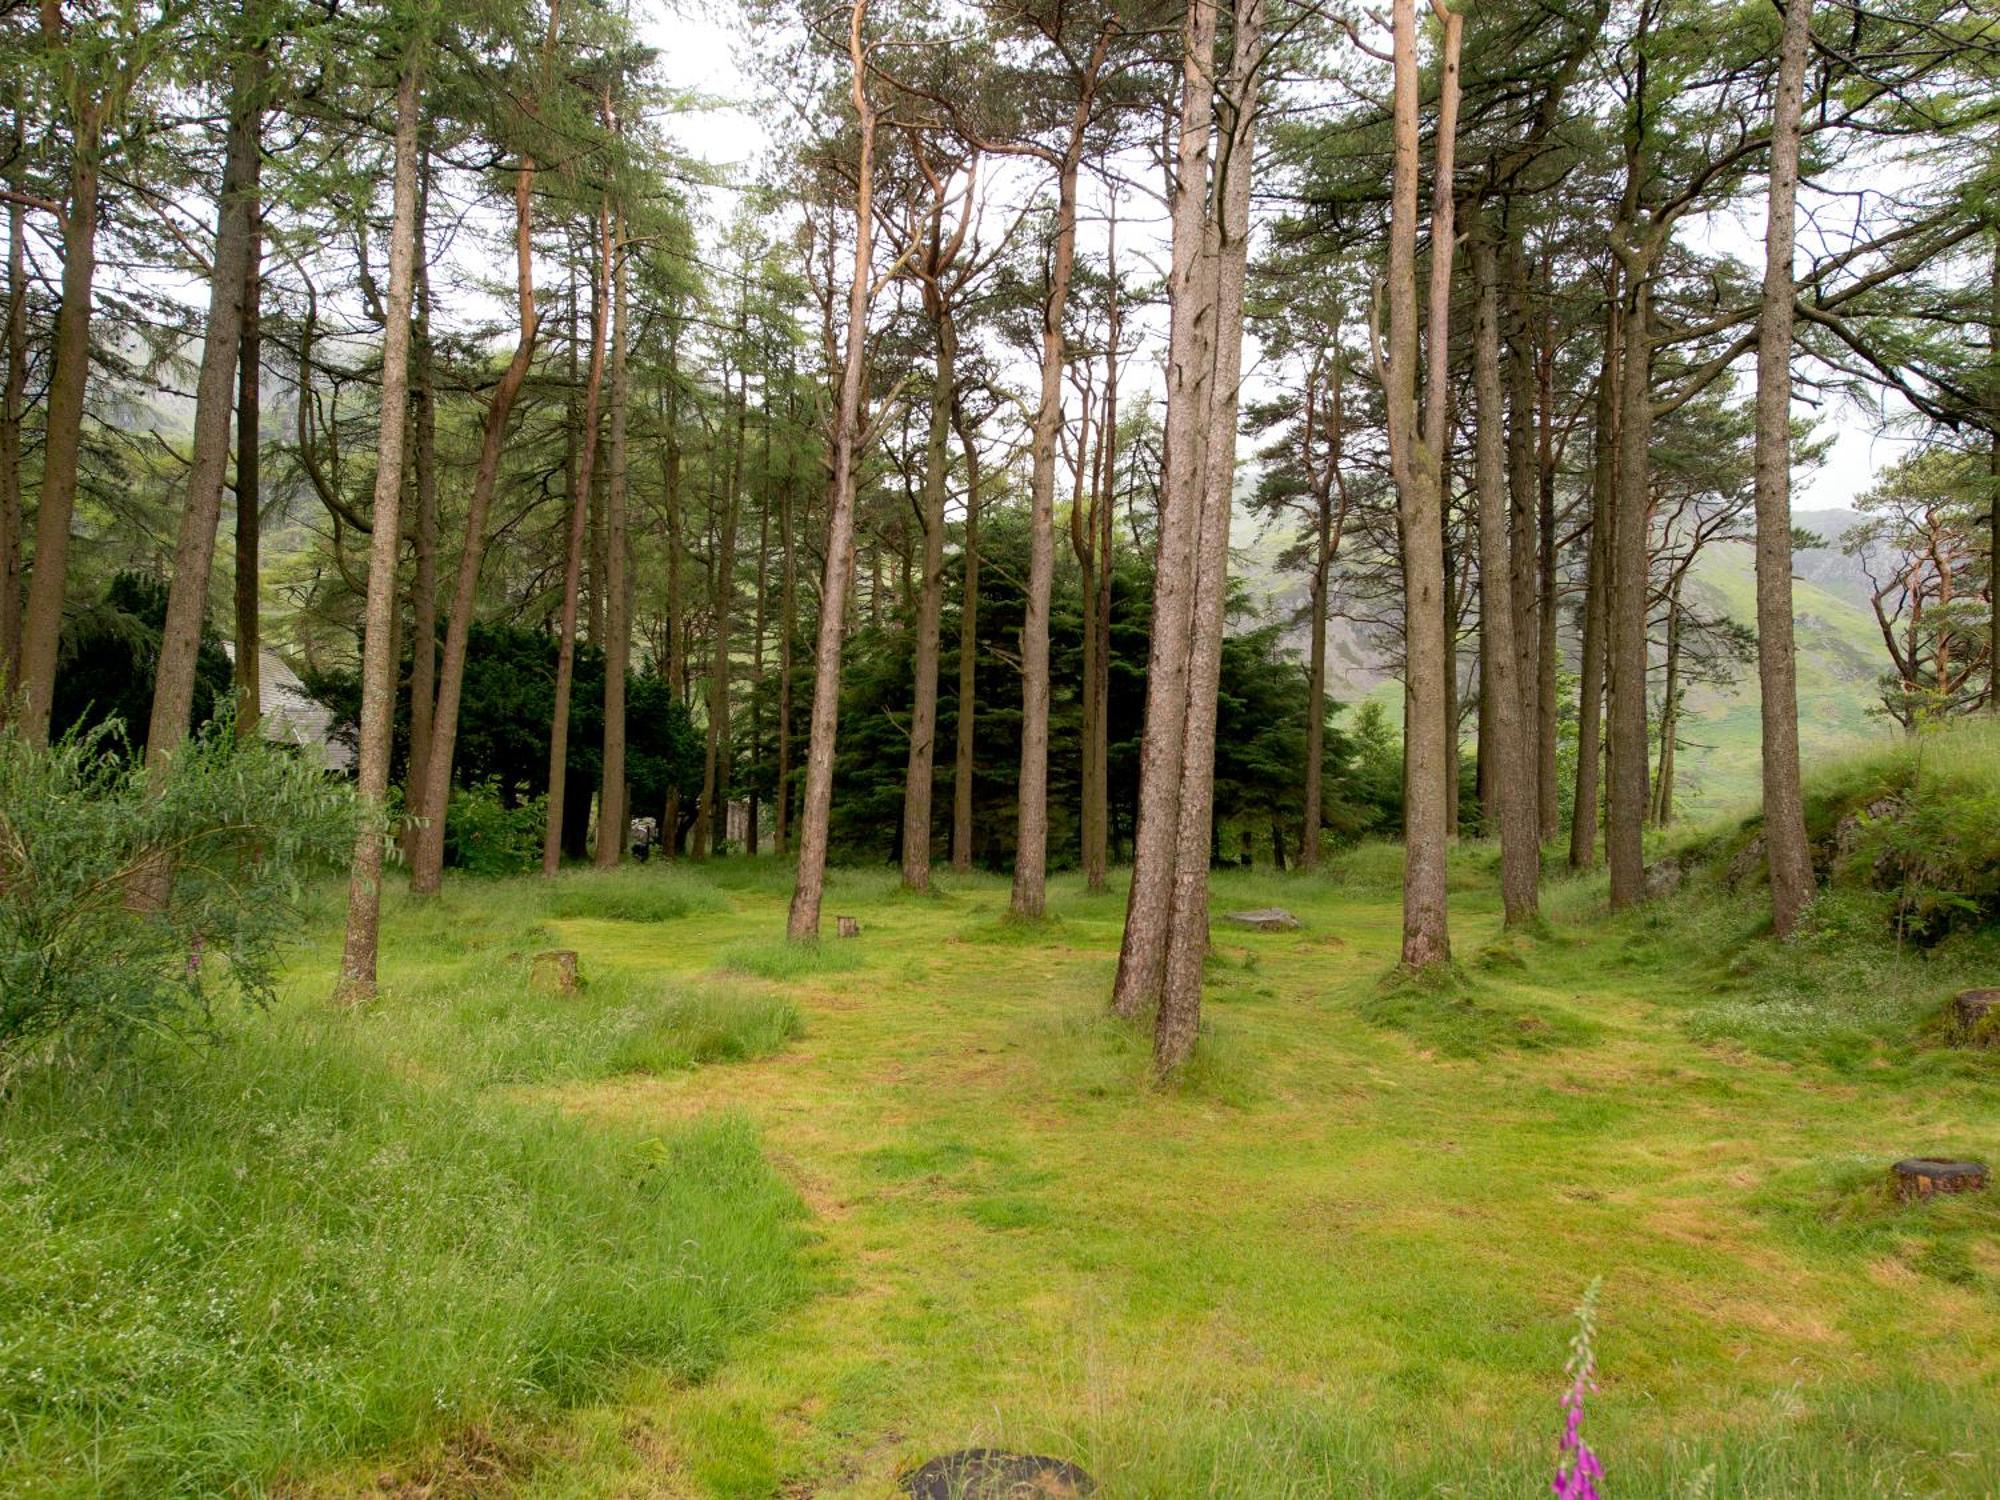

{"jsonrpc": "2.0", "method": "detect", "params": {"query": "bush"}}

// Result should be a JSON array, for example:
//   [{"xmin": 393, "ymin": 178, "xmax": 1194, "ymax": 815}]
[
  {"xmin": 0, "ymin": 723, "xmax": 354, "ymax": 1076},
  {"xmin": 441, "ymin": 780, "xmax": 545, "ymax": 876}
]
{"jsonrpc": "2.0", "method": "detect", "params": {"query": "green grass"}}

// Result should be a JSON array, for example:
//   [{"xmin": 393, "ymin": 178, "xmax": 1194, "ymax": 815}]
[
  {"xmin": 0, "ymin": 1025, "xmax": 804, "ymax": 1499},
  {"xmin": 6, "ymin": 836, "xmax": 2000, "ymax": 1496}
]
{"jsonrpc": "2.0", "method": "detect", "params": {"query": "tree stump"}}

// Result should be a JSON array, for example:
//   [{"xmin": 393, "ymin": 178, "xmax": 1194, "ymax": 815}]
[
  {"xmin": 1224, "ymin": 908, "xmax": 1301, "ymax": 933},
  {"xmin": 1950, "ymin": 988, "xmax": 2000, "ymax": 1045},
  {"xmin": 1890, "ymin": 1158, "xmax": 1988, "ymax": 1202},
  {"xmin": 835, "ymin": 916, "xmax": 861, "ymax": 939},
  {"xmin": 529, "ymin": 949, "xmax": 580, "ymax": 995},
  {"xmin": 902, "ymin": 1450, "xmax": 1093, "ymax": 1500}
]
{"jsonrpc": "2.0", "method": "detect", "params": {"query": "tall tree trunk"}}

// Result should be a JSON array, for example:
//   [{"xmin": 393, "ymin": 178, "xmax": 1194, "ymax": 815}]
[
  {"xmin": 1088, "ymin": 232, "xmax": 1118, "ymax": 887},
  {"xmin": 1503, "ymin": 232, "xmax": 1541, "ymax": 844},
  {"xmin": 900, "ymin": 307, "xmax": 956, "ymax": 890},
  {"xmin": 1605, "ymin": 261, "xmax": 1653, "ymax": 909},
  {"xmin": 700, "ymin": 369, "xmax": 746, "ymax": 857},
  {"xmin": 1385, "ymin": 0, "xmax": 1461, "ymax": 971},
  {"xmin": 775, "ymin": 389, "xmax": 796, "ymax": 854},
  {"xmin": 1753, "ymin": 0, "xmax": 1815, "ymax": 933},
  {"xmin": 144, "ymin": 52, "xmax": 262, "ymax": 770},
  {"xmin": 1070, "ymin": 393, "xmax": 1101, "ymax": 885},
  {"xmin": 1473, "ymin": 228, "xmax": 1537, "ymax": 926},
  {"xmin": 408, "ymin": 107, "xmax": 546, "ymax": 894},
  {"xmin": 1569, "ymin": 279, "xmax": 1618, "ymax": 871},
  {"xmin": 404, "ymin": 155, "xmax": 439, "ymax": 844},
  {"xmin": 661, "ymin": 327, "xmax": 685, "ymax": 853},
  {"xmin": 1534, "ymin": 287, "xmax": 1561, "ymax": 842},
  {"xmin": 336, "ymin": 51, "xmax": 424, "ymax": 1000},
  {"xmin": 596, "ymin": 199, "xmax": 631, "ymax": 867},
  {"xmin": 788, "ymin": 0, "xmax": 878, "ymax": 942},
  {"xmin": 13, "ymin": 83, "xmax": 104, "ymax": 742},
  {"xmin": 950, "ymin": 406, "xmax": 981, "ymax": 873},
  {"xmin": 1112, "ymin": 0, "xmax": 1220, "ymax": 1020},
  {"xmin": 541, "ymin": 188, "xmax": 611, "ymax": 878},
  {"xmin": 233, "ymin": 125, "xmax": 263, "ymax": 740},
  {"xmin": 1011, "ymin": 30, "xmax": 1111, "ymax": 920},
  {"xmin": 747, "ymin": 425, "xmax": 770, "ymax": 859},
  {"xmin": 1154, "ymin": 0, "xmax": 1265, "ymax": 1076},
  {"xmin": 2, "ymin": 185, "xmax": 29, "ymax": 691},
  {"xmin": 1651, "ymin": 572, "xmax": 1682, "ymax": 826}
]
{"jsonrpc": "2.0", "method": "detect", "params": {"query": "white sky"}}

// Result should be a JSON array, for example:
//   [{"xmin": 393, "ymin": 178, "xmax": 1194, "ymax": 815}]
[{"xmin": 648, "ymin": 0, "xmax": 1905, "ymax": 516}]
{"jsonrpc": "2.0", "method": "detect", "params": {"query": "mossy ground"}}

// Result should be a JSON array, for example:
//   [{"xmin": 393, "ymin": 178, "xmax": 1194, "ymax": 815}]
[
  {"xmin": 322, "ymin": 845, "xmax": 1998, "ymax": 1498},
  {"xmin": 8, "ymin": 828, "xmax": 1999, "ymax": 1497}
]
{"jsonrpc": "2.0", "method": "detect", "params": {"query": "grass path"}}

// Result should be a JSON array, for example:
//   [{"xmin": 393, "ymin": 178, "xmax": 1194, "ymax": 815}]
[{"xmin": 422, "ymin": 861, "xmax": 2000, "ymax": 1499}]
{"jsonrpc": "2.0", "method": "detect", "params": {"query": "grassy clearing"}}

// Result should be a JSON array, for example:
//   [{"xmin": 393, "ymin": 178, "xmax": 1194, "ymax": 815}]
[
  {"xmin": 456, "ymin": 849, "xmax": 1990, "ymax": 1499},
  {"xmin": 7, "ymin": 815, "xmax": 2000, "ymax": 1496}
]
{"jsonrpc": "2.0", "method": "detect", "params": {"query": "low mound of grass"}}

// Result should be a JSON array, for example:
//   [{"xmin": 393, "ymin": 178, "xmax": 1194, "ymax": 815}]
[
  {"xmin": 369, "ymin": 970, "xmax": 802, "ymax": 1085},
  {"xmin": 1357, "ymin": 967, "xmax": 1599, "ymax": 1059},
  {"xmin": 719, "ymin": 936, "xmax": 863, "ymax": 981},
  {"xmin": 543, "ymin": 866, "xmax": 731, "ymax": 923},
  {"xmin": 0, "ymin": 1023, "xmax": 804, "ymax": 1498}
]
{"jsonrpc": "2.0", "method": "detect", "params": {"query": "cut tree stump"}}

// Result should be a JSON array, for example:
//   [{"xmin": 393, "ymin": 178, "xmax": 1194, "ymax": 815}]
[
  {"xmin": 1951, "ymin": 988, "xmax": 2000, "ymax": 1045},
  {"xmin": 835, "ymin": 916, "xmax": 861, "ymax": 939},
  {"xmin": 1224, "ymin": 908, "xmax": 1301, "ymax": 933},
  {"xmin": 529, "ymin": 949, "xmax": 580, "ymax": 995},
  {"xmin": 1890, "ymin": 1158, "xmax": 1989, "ymax": 1202},
  {"xmin": 902, "ymin": 1450, "xmax": 1093, "ymax": 1500}
]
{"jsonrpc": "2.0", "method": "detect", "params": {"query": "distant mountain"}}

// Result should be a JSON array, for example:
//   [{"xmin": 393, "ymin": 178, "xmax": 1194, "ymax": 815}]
[{"xmin": 1228, "ymin": 500, "xmax": 1897, "ymax": 820}]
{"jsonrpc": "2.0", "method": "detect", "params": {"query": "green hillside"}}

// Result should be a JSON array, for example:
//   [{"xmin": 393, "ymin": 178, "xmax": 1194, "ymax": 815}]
[{"xmin": 1674, "ymin": 536, "xmax": 1893, "ymax": 816}]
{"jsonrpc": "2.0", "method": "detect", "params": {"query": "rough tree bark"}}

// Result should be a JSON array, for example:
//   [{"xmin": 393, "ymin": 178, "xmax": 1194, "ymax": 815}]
[
  {"xmin": 1383, "ymin": 0, "xmax": 1461, "ymax": 971},
  {"xmin": 1569, "ymin": 279, "xmax": 1618, "ymax": 871},
  {"xmin": 1753, "ymin": 0, "xmax": 1814, "ymax": 934},
  {"xmin": 1605, "ymin": 263, "xmax": 1653, "ymax": 909},
  {"xmin": 144, "ymin": 52, "xmax": 263, "ymax": 772},
  {"xmin": 698, "ymin": 369, "xmax": 745, "ymax": 859},
  {"xmin": 2, "ymin": 186, "xmax": 28, "ymax": 693},
  {"xmin": 950, "ymin": 405, "xmax": 981, "ymax": 873},
  {"xmin": 1153, "ymin": 0, "xmax": 1265, "ymax": 1077},
  {"xmin": 899, "ymin": 162, "xmax": 969, "ymax": 892},
  {"xmin": 596, "ymin": 198, "xmax": 631, "ymax": 867},
  {"xmin": 541, "ymin": 187, "xmax": 611, "ymax": 877},
  {"xmin": 787, "ymin": 0, "xmax": 879, "ymax": 942},
  {"xmin": 1012, "ymin": 26, "xmax": 1113, "ymax": 920},
  {"xmin": 336, "ymin": 50, "xmax": 424, "ymax": 1001},
  {"xmin": 407, "ymin": 82, "xmax": 547, "ymax": 894},
  {"xmin": 13, "ymin": 17, "xmax": 108, "ymax": 744},
  {"xmin": 405, "ymin": 164, "xmax": 438, "ymax": 835},
  {"xmin": 1111, "ymin": 0, "xmax": 1220, "ymax": 1021},
  {"xmin": 233, "ymin": 117, "xmax": 262, "ymax": 740},
  {"xmin": 1473, "ymin": 228, "xmax": 1538, "ymax": 926}
]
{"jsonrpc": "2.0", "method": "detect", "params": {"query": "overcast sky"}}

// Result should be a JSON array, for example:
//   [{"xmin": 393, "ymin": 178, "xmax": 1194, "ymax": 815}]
[{"xmin": 646, "ymin": 0, "xmax": 1905, "ymax": 518}]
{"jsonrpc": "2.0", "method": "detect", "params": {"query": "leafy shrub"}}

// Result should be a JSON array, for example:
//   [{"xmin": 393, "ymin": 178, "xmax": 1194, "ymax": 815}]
[
  {"xmin": 0, "ymin": 723, "xmax": 354, "ymax": 1076},
  {"xmin": 442, "ymin": 780, "xmax": 545, "ymax": 876}
]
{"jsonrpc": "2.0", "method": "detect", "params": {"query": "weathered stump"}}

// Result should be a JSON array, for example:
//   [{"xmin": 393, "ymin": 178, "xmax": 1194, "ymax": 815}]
[
  {"xmin": 529, "ymin": 949, "xmax": 580, "ymax": 995},
  {"xmin": 1224, "ymin": 907, "xmax": 1301, "ymax": 933},
  {"xmin": 1890, "ymin": 1158, "xmax": 1988, "ymax": 1202},
  {"xmin": 1950, "ymin": 988, "xmax": 2000, "ymax": 1045},
  {"xmin": 902, "ymin": 1450, "xmax": 1093, "ymax": 1500},
  {"xmin": 835, "ymin": 916, "xmax": 861, "ymax": 939}
]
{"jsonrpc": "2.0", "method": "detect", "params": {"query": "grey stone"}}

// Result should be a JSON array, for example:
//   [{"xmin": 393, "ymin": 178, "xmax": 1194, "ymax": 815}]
[{"xmin": 1224, "ymin": 908, "xmax": 1301, "ymax": 932}]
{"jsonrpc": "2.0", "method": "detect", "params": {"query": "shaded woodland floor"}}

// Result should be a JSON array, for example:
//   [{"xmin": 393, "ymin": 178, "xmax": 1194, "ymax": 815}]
[{"xmin": 275, "ymin": 849, "xmax": 2000, "ymax": 1499}]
